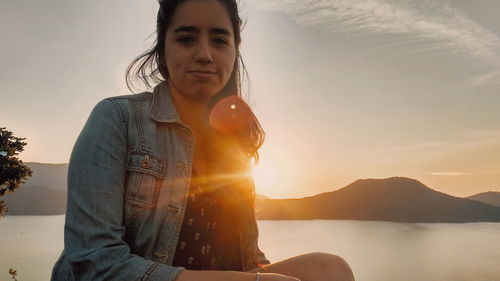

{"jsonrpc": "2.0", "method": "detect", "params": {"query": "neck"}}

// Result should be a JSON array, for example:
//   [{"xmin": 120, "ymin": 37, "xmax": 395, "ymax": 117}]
[{"xmin": 168, "ymin": 83, "xmax": 211, "ymax": 132}]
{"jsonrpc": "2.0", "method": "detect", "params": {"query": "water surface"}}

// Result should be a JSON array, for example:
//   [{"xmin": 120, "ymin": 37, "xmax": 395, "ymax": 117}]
[{"xmin": 1, "ymin": 216, "xmax": 499, "ymax": 281}]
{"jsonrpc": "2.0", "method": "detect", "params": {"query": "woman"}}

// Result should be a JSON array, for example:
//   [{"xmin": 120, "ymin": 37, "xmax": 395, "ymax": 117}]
[{"xmin": 51, "ymin": 0, "xmax": 355, "ymax": 280}]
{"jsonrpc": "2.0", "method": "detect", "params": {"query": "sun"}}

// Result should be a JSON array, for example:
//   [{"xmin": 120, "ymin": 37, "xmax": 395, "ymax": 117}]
[
  {"xmin": 251, "ymin": 149, "xmax": 294, "ymax": 198},
  {"xmin": 252, "ymin": 161, "xmax": 279, "ymax": 193}
]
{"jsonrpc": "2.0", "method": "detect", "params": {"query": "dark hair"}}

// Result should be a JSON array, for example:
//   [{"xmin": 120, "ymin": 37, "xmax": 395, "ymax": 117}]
[
  {"xmin": 125, "ymin": 0, "xmax": 264, "ymax": 161},
  {"xmin": 126, "ymin": 0, "xmax": 241, "ymax": 90},
  {"xmin": 125, "ymin": 1, "xmax": 265, "ymax": 242}
]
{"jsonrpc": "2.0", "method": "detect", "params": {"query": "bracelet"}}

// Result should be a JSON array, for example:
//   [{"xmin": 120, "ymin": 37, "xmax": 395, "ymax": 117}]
[{"xmin": 255, "ymin": 272, "xmax": 261, "ymax": 281}]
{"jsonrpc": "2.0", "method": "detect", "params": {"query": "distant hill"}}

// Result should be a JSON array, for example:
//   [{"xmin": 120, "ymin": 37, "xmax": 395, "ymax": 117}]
[
  {"xmin": 5, "ymin": 163, "xmax": 269, "ymax": 216},
  {"xmin": 3, "ymin": 185, "xmax": 66, "ymax": 215},
  {"xmin": 6, "ymin": 164, "xmax": 500, "ymax": 222},
  {"xmin": 25, "ymin": 162, "xmax": 68, "ymax": 192},
  {"xmin": 256, "ymin": 177, "xmax": 500, "ymax": 223},
  {"xmin": 256, "ymin": 194, "xmax": 269, "ymax": 200},
  {"xmin": 466, "ymin": 192, "xmax": 500, "ymax": 207},
  {"xmin": 2, "ymin": 163, "xmax": 68, "ymax": 215}
]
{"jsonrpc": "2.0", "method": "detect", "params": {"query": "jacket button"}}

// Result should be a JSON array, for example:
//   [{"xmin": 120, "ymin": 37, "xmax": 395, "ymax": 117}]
[{"xmin": 141, "ymin": 155, "xmax": 151, "ymax": 169}]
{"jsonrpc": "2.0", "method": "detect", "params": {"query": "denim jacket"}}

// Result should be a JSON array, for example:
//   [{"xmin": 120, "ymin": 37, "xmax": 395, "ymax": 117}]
[{"xmin": 51, "ymin": 82, "xmax": 270, "ymax": 281}]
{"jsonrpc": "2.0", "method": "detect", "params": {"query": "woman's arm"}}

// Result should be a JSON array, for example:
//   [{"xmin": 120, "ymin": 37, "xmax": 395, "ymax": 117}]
[
  {"xmin": 176, "ymin": 270, "xmax": 301, "ymax": 281},
  {"xmin": 64, "ymin": 99, "xmax": 183, "ymax": 281},
  {"xmin": 64, "ymin": 98, "xmax": 297, "ymax": 281}
]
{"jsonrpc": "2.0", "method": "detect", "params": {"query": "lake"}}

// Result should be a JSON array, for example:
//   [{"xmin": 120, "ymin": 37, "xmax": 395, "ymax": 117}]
[{"xmin": 1, "ymin": 216, "xmax": 499, "ymax": 281}]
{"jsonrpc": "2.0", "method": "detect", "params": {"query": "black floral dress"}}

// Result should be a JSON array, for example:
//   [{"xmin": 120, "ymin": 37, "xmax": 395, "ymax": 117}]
[{"xmin": 172, "ymin": 170, "xmax": 243, "ymax": 270}]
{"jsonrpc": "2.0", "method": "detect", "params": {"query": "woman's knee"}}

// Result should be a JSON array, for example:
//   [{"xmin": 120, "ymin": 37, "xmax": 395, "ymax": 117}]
[
  {"xmin": 301, "ymin": 252, "xmax": 355, "ymax": 281},
  {"xmin": 252, "ymin": 252, "xmax": 355, "ymax": 281}
]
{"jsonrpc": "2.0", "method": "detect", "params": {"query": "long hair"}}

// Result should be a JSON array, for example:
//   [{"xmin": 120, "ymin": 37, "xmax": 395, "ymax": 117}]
[
  {"xmin": 125, "ymin": 0, "xmax": 264, "ymax": 160},
  {"xmin": 124, "ymin": 0, "xmax": 265, "ymax": 251}
]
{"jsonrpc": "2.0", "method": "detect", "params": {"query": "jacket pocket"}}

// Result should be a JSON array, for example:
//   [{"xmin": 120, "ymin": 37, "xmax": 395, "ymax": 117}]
[{"xmin": 125, "ymin": 149, "xmax": 167, "ymax": 209}]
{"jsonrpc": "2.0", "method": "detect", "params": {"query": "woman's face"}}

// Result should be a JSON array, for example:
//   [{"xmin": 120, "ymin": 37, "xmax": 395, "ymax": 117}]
[{"xmin": 164, "ymin": 0, "xmax": 237, "ymax": 100}]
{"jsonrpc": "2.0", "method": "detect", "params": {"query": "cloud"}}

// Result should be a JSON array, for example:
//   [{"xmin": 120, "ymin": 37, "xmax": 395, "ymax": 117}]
[
  {"xmin": 252, "ymin": 0, "xmax": 500, "ymax": 86},
  {"xmin": 391, "ymin": 129, "xmax": 500, "ymax": 152},
  {"xmin": 430, "ymin": 172, "xmax": 469, "ymax": 176},
  {"xmin": 465, "ymin": 70, "xmax": 500, "ymax": 89}
]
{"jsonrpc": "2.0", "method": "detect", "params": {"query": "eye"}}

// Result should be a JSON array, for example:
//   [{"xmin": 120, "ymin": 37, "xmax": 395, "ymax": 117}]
[
  {"xmin": 212, "ymin": 37, "xmax": 229, "ymax": 46},
  {"xmin": 176, "ymin": 36, "xmax": 195, "ymax": 44}
]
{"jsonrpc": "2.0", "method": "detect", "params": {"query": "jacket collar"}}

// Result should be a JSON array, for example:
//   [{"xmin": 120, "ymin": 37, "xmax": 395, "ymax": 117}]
[{"xmin": 150, "ymin": 81, "xmax": 181, "ymax": 123}]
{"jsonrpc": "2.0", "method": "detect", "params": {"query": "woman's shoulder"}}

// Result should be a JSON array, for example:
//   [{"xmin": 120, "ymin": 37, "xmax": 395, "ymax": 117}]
[
  {"xmin": 92, "ymin": 91, "xmax": 154, "ymax": 112},
  {"xmin": 88, "ymin": 91, "xmax": 155, "ymax": 126},
  {"xmin": 105, "ymin": 91, "xmax": 153, "ymax": 103}
]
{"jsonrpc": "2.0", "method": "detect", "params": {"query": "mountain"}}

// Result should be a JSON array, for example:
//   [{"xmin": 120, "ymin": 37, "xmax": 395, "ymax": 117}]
[
  {"xmin": 2, "ymin": 162, "xmax": 68, "ymax": 215},
  {"xmin": 4, "ymin": 163, "xmax": 269, "ymax": 215},
  {"xmin": 256, "ymin": 194, "xmax": 269, "ymax": 200},
  {"xmin": 3, "ymin": 185, "xmax": 67, "ymax": 215},
  {"xmin": 466, "ymin": 192, "xmax": 500, "ymax": 207},
  {"xmin": 24, "ymin": 162, "xmax": 68, "ymax": 192},
  {"xmin": 256, "ymin": 177, "xmax": 500, "ymax": 223},
  {"xmin": 6, "ymin": 164, "xmax": 500, "ymax": 222}
]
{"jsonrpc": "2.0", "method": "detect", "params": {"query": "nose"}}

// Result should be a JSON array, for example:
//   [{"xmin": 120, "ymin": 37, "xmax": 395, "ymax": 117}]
[{"xmin": 194, "ymin": 38, "xmax": 214, "ymax": 64}]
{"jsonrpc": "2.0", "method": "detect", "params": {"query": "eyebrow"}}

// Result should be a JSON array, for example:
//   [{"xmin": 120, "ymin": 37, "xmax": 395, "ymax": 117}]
[{"xmin": 173, "ymin": 25, "xmax": 232, "ymax": 36}]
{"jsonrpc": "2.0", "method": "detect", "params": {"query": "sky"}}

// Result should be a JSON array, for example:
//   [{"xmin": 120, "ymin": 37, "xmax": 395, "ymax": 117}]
[{"xmin": 1, "ymin": 0, "xmax": 499, "ymax": 199}]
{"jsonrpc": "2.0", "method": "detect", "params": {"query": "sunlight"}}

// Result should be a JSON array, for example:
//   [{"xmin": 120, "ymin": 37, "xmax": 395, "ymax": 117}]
[
  {"xmin": 251, "ymin": 149, "xmax": 295, "ymax": 198},
  {"xmin": 252, "ymin": 162, "xmax": 280, "ymax": 194}
]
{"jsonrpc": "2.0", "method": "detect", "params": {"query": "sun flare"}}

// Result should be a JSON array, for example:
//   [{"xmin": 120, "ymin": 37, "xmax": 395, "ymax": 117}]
[{"xmin": 251, "ymin": 149, "xmax": 295, "ymax": 198}]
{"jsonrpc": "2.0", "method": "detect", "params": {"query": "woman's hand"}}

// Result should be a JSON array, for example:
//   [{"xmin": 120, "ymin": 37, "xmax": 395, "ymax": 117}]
[
  {"xmin": 175, "ymin": 270, "xmax": 301, "ymax": 281},
  {"xmin": 258, "ymin": 272, "xmax": 301, "ymax": 281}
]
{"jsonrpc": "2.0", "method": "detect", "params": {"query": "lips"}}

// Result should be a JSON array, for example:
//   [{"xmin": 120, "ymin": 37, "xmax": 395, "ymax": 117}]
[
  {"xmin": 189, "ymin": 70, "xmax": 217, "ymax": 79},
  {"xmin": 190, "ymin": 69, "xmax": 216, "ymax": 72},
  {"xmin": 189, "ymin": 70, "xmax": 216, "ymax": 74}
]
